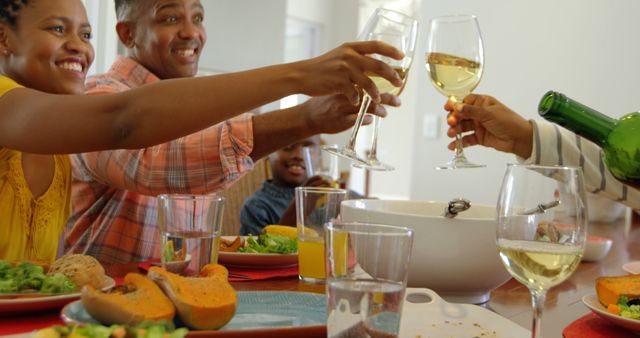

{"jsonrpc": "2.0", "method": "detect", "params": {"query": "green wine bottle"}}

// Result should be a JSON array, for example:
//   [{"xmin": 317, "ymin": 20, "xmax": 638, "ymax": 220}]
[{"xmin": 538, "ymin": 91, "xmax": 640, "ymax": 189}]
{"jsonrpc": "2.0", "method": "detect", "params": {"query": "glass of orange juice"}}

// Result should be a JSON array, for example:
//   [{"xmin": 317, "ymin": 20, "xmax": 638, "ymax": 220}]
[{"xmin": 295, "ymin": 187, "xmax": 348, "ymax": 283}]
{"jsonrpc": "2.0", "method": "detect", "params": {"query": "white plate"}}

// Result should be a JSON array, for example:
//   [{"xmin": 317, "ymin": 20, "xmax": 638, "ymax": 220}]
[
  {"xmin": 399, "ymin": 288, "xmax": 531, "ymax": 337},
  {"xmin": 582, "ymin": 294, "xmax": 640, "ymax": 332},
  {"xmin": 217, "ymin": 236, "xmax": 298, "ymax": 269},
  {"xmin": 0, "ymin": 276, "xmax": 115, "ymax": 315},
  {"xmin": 623, "ymin": 261, "xmax": 640, "ymax": 275}
]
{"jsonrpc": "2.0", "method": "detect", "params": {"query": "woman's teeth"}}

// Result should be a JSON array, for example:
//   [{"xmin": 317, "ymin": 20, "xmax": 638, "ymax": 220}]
[{"xmin": 58, "ymin": 62, "xmax": 83, "ymax": 72}]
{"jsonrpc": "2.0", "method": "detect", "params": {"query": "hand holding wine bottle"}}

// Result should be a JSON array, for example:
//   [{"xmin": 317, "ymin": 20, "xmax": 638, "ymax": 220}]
[{"xmin": 447, "ymin": 92, "xmax": 640, "ymax": 191}]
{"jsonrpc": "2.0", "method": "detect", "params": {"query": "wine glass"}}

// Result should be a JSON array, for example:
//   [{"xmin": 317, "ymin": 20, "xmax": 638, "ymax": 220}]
[
  {"xmin": 426, "ymin": 15, "xmax": 485, "ymax": 169},
  {"xmin": 324, "ymin": 8, "xmax": 418, "ymax": 169},
  {"xmin": 496, "ymin": 164, "xmax": 587, "ymax": 338},
  {"xmin": 353, "ymin": 30, "xmax": 416, "ymax": 172}
]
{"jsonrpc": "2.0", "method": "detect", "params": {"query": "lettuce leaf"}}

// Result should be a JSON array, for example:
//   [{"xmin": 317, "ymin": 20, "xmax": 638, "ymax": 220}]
[
  {"xmin": 617, "ymin": 296, "xmax": 640, "ymax": 320},
  {"xmin": 238, "ymin": 233, "xmax": 297, "ymax": 254}
]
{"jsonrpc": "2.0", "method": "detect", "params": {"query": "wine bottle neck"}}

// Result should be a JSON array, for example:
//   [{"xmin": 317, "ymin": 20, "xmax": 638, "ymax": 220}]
[{"xmin": 538, "ymin": 91, "xmax": 615, "ymax": 146}]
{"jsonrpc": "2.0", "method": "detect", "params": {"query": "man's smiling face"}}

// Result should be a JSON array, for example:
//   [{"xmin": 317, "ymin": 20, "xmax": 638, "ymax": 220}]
[{"xmin": 127, "ymin": 0, "xmax": 206, "ymax": 79}]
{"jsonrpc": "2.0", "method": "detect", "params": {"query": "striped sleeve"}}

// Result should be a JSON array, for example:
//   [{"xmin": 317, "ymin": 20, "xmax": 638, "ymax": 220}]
[{"xmin": 519, "ymin": 120, "xmax": 640, "ymax": 209}]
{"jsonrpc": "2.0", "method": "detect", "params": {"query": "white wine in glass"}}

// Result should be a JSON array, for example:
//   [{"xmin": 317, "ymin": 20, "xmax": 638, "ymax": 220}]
[
  {"xmin": 496, "ymin": 164, "xmax": 587, "ymax": 338},
  {"xmin": 426, "ymin": 15, "xmax": 485, "ymax": 170},
  {"xmin": 324, "ymin": 8, "xmax": 418, "ymax": 170},
  {"xmin": 427, "ymin": 52, "xmax": 482, "ymax": 100},
  {"xmin": 368, "ymin": 66, "xmax": 409, "ymax": 96}
]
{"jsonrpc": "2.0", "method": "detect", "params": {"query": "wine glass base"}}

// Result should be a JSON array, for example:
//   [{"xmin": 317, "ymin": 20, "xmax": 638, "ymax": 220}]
[
  {"xmin": 353, "ymin": 159, "xmax": 395, "ymax": 171},
  {"xmin": 322, "ymin": 145, "xmax": 368, "ymax": 165},
  {"xmin": 435, "ymin": 155, "xmax": 486, "ymax": 170}
]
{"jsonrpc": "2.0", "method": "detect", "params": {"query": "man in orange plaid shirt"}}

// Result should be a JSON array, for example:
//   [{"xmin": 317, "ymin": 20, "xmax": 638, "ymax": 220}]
[{"xmin": 65, "ymin": 0, "xmax": 400, "ymax": 264}]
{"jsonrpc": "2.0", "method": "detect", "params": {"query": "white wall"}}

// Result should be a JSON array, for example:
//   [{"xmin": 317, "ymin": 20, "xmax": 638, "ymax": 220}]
[
  {"xmin": 82, "ymin": 0, "xmax": 118, "ymax": 75},
  {"xmin": 286, "ymin": 0, "xmax": 367, "ymax": 189},
  {"xmin": 409, "ymin": 0, "xmax": 640, "ymax": 206},
  {"xmin": 287, "ymin": 0, "xmax": 333, "ymax": 54},
  {"xmin": 200, "ymin": 0, "xmax": 287, "ymax": 74},
  {"xmin": 200, "ymin": 1, "xmax": 287, "ymax": 112}
]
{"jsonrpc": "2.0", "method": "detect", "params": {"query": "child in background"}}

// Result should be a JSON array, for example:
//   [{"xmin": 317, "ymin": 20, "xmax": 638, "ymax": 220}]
[
  {"xmin": 0, "ymin": 0, "xmax": 404, "ymax": 261},
  {"xmin": 240, "ymin": 136, "xmax": 361, "ymax": 235}
]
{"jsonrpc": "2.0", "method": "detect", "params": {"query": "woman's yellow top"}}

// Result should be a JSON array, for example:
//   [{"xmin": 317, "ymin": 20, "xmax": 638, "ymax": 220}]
[{"xmin": 0, "ymin": 75, "xmax": 72, "ymax": 262}]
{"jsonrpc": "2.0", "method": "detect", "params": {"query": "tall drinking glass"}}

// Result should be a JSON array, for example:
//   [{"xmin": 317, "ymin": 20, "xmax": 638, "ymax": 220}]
[
  {"xmin": 326, "ymin": 221, "xmax": 414, "ymax": 338},
  {"xmin": 324, "ymin": 8, "xmax": 418, "ymax": 170},
  {"xmin": 157, "ymin": 194, "xmax": 224, "ymax": 275},
  {"xmin": 296, "ymin": 187, "xmax": 348, "ymax": 283},
  {"xmin": 426, "ymin": 15, "xmax": 485, "ymax": 169},
  {"xmin": 496, "ymin": 164, "xmax": 587, "ymax": 338}
]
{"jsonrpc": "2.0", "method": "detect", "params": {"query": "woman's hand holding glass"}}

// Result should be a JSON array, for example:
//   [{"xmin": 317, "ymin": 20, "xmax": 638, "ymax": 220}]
[{"xmin": 426, "ymin": 15, "xmax": 485, "ymax": 169}]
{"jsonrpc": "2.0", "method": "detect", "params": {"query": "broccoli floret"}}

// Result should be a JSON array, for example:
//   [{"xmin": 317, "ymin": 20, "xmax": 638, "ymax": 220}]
[
  {"xmin": 0, "ymin": 279, "xmax": 18, "ymax": 293},
  {"xmin": 0, "ymin": 260, "xmax": 11, "ymax": 278},
  {"xmin": 41, "ymin": 273, "xmax": 77, "ymax": 293},
  {"xmin": 12, "ymin": 262, "xmax": 47, "ymax": 291}
]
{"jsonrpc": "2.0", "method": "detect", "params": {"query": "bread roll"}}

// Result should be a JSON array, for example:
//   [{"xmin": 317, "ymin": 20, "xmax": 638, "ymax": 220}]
[{"xmin": 48, "ymin": 254, "xmax": 106, "ymax": 289}]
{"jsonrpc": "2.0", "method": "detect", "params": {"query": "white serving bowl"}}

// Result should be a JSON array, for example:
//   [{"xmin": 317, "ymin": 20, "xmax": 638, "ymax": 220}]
[{"xmin": 341, "ymin": 199, "xmax": 511, "ymax": 304}]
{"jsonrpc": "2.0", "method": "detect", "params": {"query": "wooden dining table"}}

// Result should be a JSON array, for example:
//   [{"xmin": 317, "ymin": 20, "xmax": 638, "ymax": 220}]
[{"xmin": 2, "ymin": 212, "xmax": 639, "ymax": 337}]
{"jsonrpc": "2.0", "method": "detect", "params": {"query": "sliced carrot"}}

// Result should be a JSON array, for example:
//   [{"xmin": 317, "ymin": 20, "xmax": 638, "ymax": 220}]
[{"xmin": 607, "ymin": 304, "xmax": 621, "ymax": 315}]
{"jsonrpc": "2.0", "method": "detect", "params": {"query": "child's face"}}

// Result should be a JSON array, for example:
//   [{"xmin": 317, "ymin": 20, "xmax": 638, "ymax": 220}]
[
  {"xmin": 1, "ymin": 0, "xmax": 94, "ymax": 94},
  {"xmin": 271, "ymin": 138, "xmax": 320, "ymax": 187},
  {"xmin": 128, "ymin": 0, "xmax": 206, "ymax": 80}
]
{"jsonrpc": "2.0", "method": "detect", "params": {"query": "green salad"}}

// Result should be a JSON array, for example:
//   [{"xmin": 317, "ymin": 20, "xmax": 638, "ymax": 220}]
[
  {"xmin": 0, "ymin": 260, "xmax": 76, "ymax": 294},
  {"xmin": 238, "ymin": 233, "xmax": 297, "ymax": 254},
  {"xmin": 617, "ymin": 296, "xmax": 640, "ymax": 320},
  {"xmin": 34, "ymin": 321, "xmax": 188, "ymax": 338}
]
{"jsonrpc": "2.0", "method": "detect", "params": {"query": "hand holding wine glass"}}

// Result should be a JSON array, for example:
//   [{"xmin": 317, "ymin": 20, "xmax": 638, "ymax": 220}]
[
  {"xmin": 324, "ymin": 8, "xmax": 418, "ymax": 168},
  {"xmin": 496, "ymin": 164, "xmax": 587, "ymax": 338},
  {"xmin": 296, "ymin": 40, "xmax": 405, "ymax": 105},
  {"xmin": 426, "ymin": 15, "xmax": 485, "ymax": 169}
]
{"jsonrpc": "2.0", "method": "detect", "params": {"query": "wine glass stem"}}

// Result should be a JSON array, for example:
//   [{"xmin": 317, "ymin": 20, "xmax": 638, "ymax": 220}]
[
  {"xmin": 530, "ymin": 290, "xmax": 547, "ymax": 338},
  {"xmin": 454, "ymin": 123, "xmax": 464, "ymax": 157},
  {"xmin": 449, "ymin": 96, "xmax": 465, "ymax": 157},
  {"xmin": 346, "ymin": 94, "xmax": 372, "ymax": 151},
  {"xmin": 368, "ymin": 114, "xmax": 381, "ymax": 159}
]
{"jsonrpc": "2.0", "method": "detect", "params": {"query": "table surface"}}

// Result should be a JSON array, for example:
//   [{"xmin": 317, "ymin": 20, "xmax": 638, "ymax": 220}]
[
  {"xmin": 229, "ymin": 211, "xmax": 640, "ymax": 337},
  {"xmin": 3, "ymin": 212, "xmax": 639, "ymax": 337}
]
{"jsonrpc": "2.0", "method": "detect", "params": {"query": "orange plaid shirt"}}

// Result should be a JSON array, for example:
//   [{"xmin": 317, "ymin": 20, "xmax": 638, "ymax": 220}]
[{"xmin": 65, "ymin": 56, "xmax": 254, "ymax": 263}]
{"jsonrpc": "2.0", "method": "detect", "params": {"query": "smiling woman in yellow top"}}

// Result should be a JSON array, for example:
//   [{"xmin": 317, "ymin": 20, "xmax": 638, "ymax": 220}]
[{"xmin": 0, "ymin": 0, "xmax": 403, "ymax": 262}]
